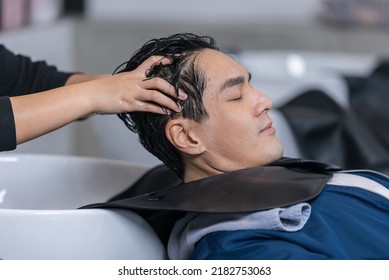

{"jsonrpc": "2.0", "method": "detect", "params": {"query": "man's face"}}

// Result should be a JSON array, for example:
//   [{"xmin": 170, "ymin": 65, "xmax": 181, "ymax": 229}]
[{"xmin": 189, "ymin": 49, "xmax": 283, "ymax": 177}]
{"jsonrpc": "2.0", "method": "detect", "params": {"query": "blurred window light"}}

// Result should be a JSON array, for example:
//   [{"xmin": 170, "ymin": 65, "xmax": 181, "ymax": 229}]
[{"xmin": 286, "ymin": 54, "xmax": 307, "ymax": 79}]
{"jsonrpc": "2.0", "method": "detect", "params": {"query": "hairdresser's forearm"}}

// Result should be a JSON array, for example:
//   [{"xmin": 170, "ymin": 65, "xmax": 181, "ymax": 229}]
[
  {"xmin": 10, "ymin": 82, "xmax": 95, "ymax": 144},
  {"xmin": 10, "ymin": 56, "xmax": 187, "ymax": 144},
  {"xmin": 65, "ymin": 73, "xmax": 110, "ymax": 85}
]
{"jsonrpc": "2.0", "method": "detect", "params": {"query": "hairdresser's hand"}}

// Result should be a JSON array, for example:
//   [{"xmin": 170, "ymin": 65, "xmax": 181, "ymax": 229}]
[
  {"xmin": 86, "ymin": 56, "xmax": 187, "ymax": 115},
  {"xmin": 11, "ymin": 56, "xmax": 186, "ymax": 145}
]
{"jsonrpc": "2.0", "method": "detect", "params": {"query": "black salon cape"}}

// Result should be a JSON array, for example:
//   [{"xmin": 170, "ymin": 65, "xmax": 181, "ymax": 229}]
[
  {"xmin": 0, "ymin": 44, "xmax": 73, "ymax": 151},
  {"xmin": 82, "ymin": 158, "xmax": 340, "ymax": 245}
]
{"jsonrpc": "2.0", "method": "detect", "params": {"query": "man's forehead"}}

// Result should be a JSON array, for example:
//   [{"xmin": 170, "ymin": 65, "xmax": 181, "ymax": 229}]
[
  {"xmin": 198, "ymin": 49, "xmax": 251, "ymax": 89},
  {"xmin": 198, "ymin": 49, "xmax": 238, "ymax": 66},
  {"xmin": 198, "ymin": 49, "xmax": 248, "ymax": 84}
]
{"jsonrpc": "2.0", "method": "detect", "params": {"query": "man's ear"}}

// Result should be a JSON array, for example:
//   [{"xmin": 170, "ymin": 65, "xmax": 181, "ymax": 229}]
[{"xmin": 165, "ymin": 118, "xmax": 205, "ymax": 155}]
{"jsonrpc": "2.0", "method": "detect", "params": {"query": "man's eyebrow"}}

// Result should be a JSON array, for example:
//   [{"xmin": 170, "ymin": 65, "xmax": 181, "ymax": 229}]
[{"xmin": 219, "ymin": 72, "xmax": 252, "ymax": 93}]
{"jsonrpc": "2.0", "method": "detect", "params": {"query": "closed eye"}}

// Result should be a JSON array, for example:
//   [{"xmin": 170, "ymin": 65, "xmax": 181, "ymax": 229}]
[{"xmin": 231, "ymin": 95, "xmax": 242, "ymax": 101}]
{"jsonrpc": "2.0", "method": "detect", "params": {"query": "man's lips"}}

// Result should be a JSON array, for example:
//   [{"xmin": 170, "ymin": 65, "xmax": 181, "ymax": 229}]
[{"xmin": 260, "ymin": 122, "xmax": 275, "ymax": 133}]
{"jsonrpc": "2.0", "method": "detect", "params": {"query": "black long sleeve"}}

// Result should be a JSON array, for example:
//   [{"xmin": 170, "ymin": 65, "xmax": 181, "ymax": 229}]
[
  {"xmin": 0, "ymin": 96, "xmax": 16, "ymax": 150},
  {"xmin": 0, "ymin": 44, "xmax": 74, "ymax": 151}
]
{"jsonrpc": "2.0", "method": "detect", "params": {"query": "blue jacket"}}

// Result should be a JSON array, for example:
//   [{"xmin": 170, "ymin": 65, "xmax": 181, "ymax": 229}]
[{"xmin": 191, "ymin": 171, "xmax": 389, "ymax": 259}]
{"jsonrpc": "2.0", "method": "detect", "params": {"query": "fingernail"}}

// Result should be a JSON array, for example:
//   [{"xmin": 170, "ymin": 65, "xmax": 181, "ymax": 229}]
[
  {"xmin": 178, "ymin": 89, "xmax": 188, "ymax": 100},
  {"xmin": 176, "ymin": 103, "xmax": 183, "ymax": 112},
  {"xmin": 161, "ymin": 107, "xmax": 171, "ymax": 115}
]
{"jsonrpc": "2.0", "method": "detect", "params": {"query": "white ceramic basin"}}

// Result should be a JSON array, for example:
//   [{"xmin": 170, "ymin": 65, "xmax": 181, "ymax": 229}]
[{"xmin": 0, "ymin": 154, "xmax": 167, "ymax": 260}]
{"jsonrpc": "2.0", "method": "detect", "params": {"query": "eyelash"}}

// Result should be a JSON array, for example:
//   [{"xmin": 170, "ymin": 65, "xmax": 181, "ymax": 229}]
[{"xmin": 231, "ymin": 95, "xmax": 243, "ymax": 101}]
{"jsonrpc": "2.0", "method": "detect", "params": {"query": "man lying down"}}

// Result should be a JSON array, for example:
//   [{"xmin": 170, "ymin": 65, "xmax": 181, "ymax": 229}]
[{"xmin": 83, "ymin": 33, "xmax": 389, "ymax": 260}]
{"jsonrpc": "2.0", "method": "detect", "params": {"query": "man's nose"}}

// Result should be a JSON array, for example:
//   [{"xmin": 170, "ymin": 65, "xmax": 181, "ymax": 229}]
[{"xmin": 253, "ymin": 90, "xmax": 272, "ymax": 116}]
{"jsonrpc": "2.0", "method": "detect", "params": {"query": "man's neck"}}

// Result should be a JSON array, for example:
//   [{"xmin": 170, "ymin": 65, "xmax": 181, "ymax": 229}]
[{"xmin": 183, "ymin": 161, "xmax": 223, "ymax": 182}]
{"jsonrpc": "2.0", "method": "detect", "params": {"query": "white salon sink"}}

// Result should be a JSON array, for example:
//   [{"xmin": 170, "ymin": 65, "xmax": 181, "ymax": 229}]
[{"xmin": 0, "ymin": 154, "xmax": 167, "ymax": 260}]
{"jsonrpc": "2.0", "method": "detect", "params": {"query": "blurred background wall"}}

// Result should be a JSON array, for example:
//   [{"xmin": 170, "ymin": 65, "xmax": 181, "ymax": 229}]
[{"xmin": 2, "ymin": 0, "xmax": 389, "ymax": 166}]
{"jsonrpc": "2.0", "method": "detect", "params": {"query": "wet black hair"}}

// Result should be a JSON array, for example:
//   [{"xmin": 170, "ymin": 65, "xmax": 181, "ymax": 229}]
[{"xmin": 115, "ymin": 33, "xmax": 219, "ymax": 178}]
